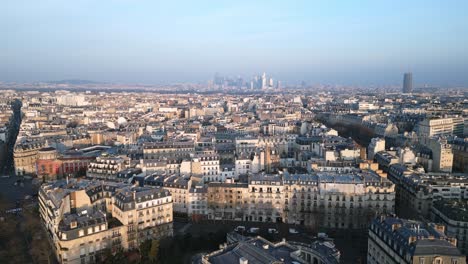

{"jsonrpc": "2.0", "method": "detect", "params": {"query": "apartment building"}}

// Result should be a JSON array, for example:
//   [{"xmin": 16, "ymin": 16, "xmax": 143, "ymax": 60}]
[
  {"xmin": 192, "ymin": 153, "xmax": 220, "ymax": 177},
  {"xmin": 39, "ymin": 179, "xmax": 173, "ymax": 264},
  {"xmin": 247, "ymin": 174, "xmax": 284, "ymax": 222},
  {"xmin": 235, "ymin": 156, "xmax": 252, "ymax": 176},
  {"xmin": 86, "ymin": 155, "xmax": 130, "ymax": 180},
  {"xmin": 135, "ymin": 168, "xmax": 396, "ymax": 229},
  {"xmin": 235, "ymin": 137, "xmax": 258, "ymax": 155},
  {"xmin": 14, "ymin": 140, "xmax": 46, "ymax": 175},
  {"xmin": 144, "ymin": 174, "xmax": 190, "ymax": 214},
  {"xmin": 283, "ymin": 171, "xmax": 394, "ymax": 229},
  {"xmin": 368, "ymin": 137, "xmax": 385, "ymax": 160},
  {"xmin": 374, "ymin": 151, "xmax": 399, "ymax": 173},
  {"xmin": 388, "ymin": 163, "xmax": 468, "ymax": 220},
  {"xmin": 206, "ymin": 182, "xmax": 249, "ymax": 221},
  {"xmin": 368, "ymin": 216, "xmax": 465, "ymax": 264},
  {"xmin": 417, "ymin": 117, "xmax": 465, "ymax": 137},
  {"xmin": 188, "ymin": 184, "xmax": 208, "ymax": 221},
  {"xmin": 423, "ymin": 137, "xmax": 454, "ymax": 172},
  {"xmin": 431, "ymin": 199, "xmax": 468, "ymax": 255},
  {"xmin": 450, "ymin": 137, "xmax": 468, "ymax": 173},
  {"xmin": 142, "ymin": 140, "xmax": 195, "ymax": 159}
]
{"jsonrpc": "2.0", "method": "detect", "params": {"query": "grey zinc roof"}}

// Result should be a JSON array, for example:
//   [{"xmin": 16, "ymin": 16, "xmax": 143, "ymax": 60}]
[
  {"xmin": 374, "ymin": 217, "xmax": 462, "ymax": 257},
  {"xmin": 207, "ymin": 234, "xmax": 340, "ymax": 264},
  {"xmin": 413, "ymin": 239, "xmax": 463, "ymax": 256},
  {"xmin": 59, "ymin": 210, "xmax": 107, "ymax": 232}
]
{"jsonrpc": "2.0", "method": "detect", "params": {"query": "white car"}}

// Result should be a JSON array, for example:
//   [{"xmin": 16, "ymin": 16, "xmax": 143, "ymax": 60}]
[
  {"xmin": 234, "ymin": 226, "xmax": 246, "ymax": 232},
  {"xmin": 289, "ymin": 228, "xmax": 299, "ymax": 234},
  {"xmin": 248, "ymin": 227, "xmax": 260, "ymax": 234}
]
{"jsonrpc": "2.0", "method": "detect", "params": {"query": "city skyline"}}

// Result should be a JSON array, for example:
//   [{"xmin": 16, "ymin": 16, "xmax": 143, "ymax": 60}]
[
  {"xmin": 2, "ymin": 1, "xmax": 468, "ymax": 264},
  {"xmin": 2, "ymin": 0, "xmax": 468, "ymax": 86},
  {"xmin": 2, "ymin": 87, "xmax": 466, "ymax": 263}
]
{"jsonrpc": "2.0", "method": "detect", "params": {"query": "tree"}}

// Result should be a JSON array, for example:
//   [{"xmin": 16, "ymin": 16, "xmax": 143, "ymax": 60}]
[{"xmin": 148, "ymin": 239, "xmax": 160, "ymax": 263}]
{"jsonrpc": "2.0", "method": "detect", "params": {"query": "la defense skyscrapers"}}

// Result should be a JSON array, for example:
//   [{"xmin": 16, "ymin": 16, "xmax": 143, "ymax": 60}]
[{"xmin": 403, "ymin": 72, "xmax": 413, "ymax": 93}]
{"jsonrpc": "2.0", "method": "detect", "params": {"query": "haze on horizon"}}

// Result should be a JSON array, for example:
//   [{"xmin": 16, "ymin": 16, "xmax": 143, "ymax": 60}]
[{"xmin": 1, "ymin": 0, "xmax": 468, "ymax": 86}]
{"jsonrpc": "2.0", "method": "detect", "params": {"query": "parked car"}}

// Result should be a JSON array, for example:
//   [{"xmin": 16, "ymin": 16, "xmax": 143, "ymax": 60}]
[
  {"xmin": 318, "ymin": 232, "xmax": 328, "ymax": 239},
  {"xmin": 234, "ymin": 226, "xmax": 246, "ymax": 232},
  {"xmin": 268, "ymin": 228, "xmax": 279, "ymax": 234},
  {"xmin": 248, "ymin": 227, "xmax": 260, "ymax": 234},
  {"xmin": 289, "ymin": 228, "xmax": 299, "ymax": 234}
]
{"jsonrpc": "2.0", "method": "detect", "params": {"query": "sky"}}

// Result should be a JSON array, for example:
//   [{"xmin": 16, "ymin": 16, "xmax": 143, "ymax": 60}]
[{"xmin": 1, "ymin": 0, "xmax": 468, "ymax": 86}]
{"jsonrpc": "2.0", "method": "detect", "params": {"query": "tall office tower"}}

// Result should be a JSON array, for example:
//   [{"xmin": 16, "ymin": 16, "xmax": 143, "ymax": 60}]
[
  {"xmin": 403, "ymin": 72, "xmax": 413, "ymax": 93},
  {"xmin": 261, "ymin": 72, "xmax": 267, "ymax": 89},
  {"xmin": 237, "ymin": 76, "xmax": 243, "ymax": 89},
  {"xmin": 253, "ymin": 75, "xmax": 260, "ymax": 89},
  {"xmin": 214, "ymin": 72, "xmax": 222, "ymax": 86}
]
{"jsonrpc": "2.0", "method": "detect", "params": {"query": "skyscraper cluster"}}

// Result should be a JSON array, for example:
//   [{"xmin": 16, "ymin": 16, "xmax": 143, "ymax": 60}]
[
  {"xmin": 212, "ymin": 72, "xmax": 280, "ymax": 90},
  {"xmin": 250, "ymin": 72, "xmax": 280, "ymax": 90},
  {"xmin": 213, "ymin": 73, "xmax": 244, "ymax": 89}
]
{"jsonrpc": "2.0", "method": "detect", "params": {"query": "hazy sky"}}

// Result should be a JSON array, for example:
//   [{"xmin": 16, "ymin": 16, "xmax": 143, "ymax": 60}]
[{"xmin": 1, "ymin": 0, "xmax": 468, "ymax": 86}]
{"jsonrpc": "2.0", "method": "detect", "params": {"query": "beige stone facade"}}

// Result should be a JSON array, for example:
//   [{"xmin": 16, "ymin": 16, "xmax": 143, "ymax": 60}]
[{"xmin": 39, "ymin": 179, "xmax": 173, "ymax": 264}]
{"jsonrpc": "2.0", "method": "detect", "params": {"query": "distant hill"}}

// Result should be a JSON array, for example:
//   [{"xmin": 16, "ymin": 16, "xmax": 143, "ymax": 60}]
[{"xmin": 47, "ymin": 79, "xmax": 104, "ymax": 85}]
